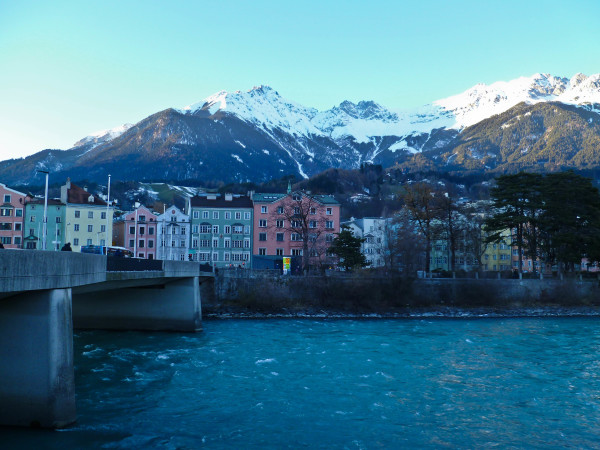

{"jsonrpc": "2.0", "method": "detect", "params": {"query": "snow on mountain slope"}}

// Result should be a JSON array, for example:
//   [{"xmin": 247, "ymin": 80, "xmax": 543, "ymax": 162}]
[{"xmin": 73, "ymin": 123, "xmax": 134, "ymax": 148}]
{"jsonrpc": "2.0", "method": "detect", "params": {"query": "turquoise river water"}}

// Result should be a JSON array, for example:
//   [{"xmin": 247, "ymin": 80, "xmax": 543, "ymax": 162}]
[{"xmin": 4, "ymin": 318, "xmax": 600, "ymax": 449}]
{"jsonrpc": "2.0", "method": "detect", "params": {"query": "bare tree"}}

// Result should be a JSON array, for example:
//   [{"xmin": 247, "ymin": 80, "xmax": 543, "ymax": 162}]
[{"xmin": 394, "ymin": 207, "xmax": 427, "ymax": 275}]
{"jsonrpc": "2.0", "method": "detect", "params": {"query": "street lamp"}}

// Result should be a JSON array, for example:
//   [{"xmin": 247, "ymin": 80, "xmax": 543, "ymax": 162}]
[{"xmin": 36, "ymin": 169, "xmax": 49, "ymax": 251}]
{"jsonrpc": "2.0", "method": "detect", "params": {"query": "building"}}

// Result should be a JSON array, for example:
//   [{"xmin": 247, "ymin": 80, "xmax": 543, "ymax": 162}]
[
  {"xmin": 23, "ymin": 199, "xmax": 66, "ymax": 250},
  {"xmin": 156, "ymin": 205, "xmax": 190, "ymax": 261},
  {"xmin": 115, "ymin": 204, "xmax": 159, "ymax": 259},
  {"xmin": 0, "ymin": 183, "xmax": 27, "ymax": 248},
  {"xmin": 342, "ymin": 217, "xmax": 389, "ymax": 268},
  {"xmin": 187, "ymin": 193, "xmax": 253, "ymax": 267},
  {"xmin": 251, "ymin": 190, "xmax": 340, "ymax": 270},
  {"xmin": 60, "ymin": 179, "xmax": 113, "ymax": 252},
  {"xmin": 482, "ymin": 229, "xmax": 512, "ymax": 272}
]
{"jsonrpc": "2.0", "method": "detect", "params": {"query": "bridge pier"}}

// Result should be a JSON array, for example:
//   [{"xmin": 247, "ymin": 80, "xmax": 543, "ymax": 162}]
[
  {"xmin": 73, "ymin": 276, "xmax": 202, "ymax": 332},
  {"xmin": 0, "ymin": 288, "xmax": 76, "ymax": 428}
]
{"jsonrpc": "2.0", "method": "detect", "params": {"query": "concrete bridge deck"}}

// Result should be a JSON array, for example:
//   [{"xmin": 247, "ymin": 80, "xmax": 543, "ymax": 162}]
[{"xmin": 0, "ymin": 250, "xmax": 213, "ymax": 428}]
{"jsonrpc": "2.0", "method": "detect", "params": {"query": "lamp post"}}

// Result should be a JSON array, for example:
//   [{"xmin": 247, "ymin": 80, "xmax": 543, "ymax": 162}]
[
  {"xmin": 37, "ymin": 170, "xmax": 49, "ymax": 251},
  {"xmin": 105, "ymin": 174, "xmax": 111, "ymax": 248}
]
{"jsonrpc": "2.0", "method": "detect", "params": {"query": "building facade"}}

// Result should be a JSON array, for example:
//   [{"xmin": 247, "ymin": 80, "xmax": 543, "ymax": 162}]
[
  {"xmin": 0, "ymin": 183, "xmax": 27, "ymax": 248},
  {"xmin": 482, "ymin": 229, "xmax": 512, "ymax": 272},
  {"xmin": 60, "ymin": 180, "xmax": 113, "ymax": 252},
  {"xmin": 251, "ymin": 191, "xmax": 340, "ymax": 270},
  {"xmin": 187, "ymin": 194, "xmax": 253, "ymax": 267},
  {"xmin": 116, "ymin": 204, "xmax": 159, "ymax": 259},
  {"xmin": 156, "ymin": 205, "xmax": 190, "ymax": 261},
  {"xmin": 342, "ymin": 217, "xmax": 389, "ymax": 268},
  {"xmin": 24, "ymin": 199, "xmax": 66, "ymax": 250}
]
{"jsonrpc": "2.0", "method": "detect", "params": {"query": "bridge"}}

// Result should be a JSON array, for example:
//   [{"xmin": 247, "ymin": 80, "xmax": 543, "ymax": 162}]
[{"xmin": 0, "ymin": 251, "xmax": 213, "ymax": 428}]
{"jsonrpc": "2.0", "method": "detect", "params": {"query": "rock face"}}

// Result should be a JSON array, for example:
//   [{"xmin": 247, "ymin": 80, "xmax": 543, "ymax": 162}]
[{"xmin": 3, "ymin": 74, "xmax": 600, "ymax": 185}]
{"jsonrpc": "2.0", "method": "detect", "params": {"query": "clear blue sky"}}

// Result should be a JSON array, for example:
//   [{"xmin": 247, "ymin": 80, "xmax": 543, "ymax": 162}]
[{"xmin": 1, "ymin": 0, "xmax": 599, "ymax": 159}]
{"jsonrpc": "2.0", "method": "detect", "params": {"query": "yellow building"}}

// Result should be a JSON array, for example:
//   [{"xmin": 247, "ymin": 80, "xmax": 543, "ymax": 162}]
[
  {"xmin": 60, "ymin": 179, "xmax": 114, "ymax": 252},
  {"xmin": 481, "ymin": 229, "xmax": 512, "ymax": 272}
]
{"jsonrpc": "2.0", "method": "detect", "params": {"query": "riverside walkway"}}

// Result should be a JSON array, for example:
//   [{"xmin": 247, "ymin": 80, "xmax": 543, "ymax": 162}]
[{"xmin": 0, "ymin": 251, "xmax": 213, "ymax": 428}]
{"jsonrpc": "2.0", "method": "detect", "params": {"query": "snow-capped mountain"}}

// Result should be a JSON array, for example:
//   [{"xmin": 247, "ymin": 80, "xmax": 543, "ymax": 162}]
[{"xmin": 3, "ymin": 73, "xmax": 600, "ymax": 185}]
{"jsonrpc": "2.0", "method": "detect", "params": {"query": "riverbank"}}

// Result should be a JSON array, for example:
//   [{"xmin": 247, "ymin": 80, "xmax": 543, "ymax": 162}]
[{"xmin": 203, "ymin": 304, "xmax": 600, "ymax": 320}]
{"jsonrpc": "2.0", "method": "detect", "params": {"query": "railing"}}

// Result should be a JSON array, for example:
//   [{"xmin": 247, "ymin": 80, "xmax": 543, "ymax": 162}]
[{"xmin": 107, "ymin": 257, "xmax": 163, "ymax": 272}]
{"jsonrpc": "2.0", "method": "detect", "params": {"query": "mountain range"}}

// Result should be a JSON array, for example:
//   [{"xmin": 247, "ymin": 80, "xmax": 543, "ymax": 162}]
[{"xmin": 3, "ymin": 73, "xmax": 600, "ymax": 185}]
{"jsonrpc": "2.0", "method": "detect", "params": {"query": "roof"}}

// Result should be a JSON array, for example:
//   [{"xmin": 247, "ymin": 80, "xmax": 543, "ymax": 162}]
[
  {"xmin": 253, "ymin": 192, "xmax": 339, "ymax": 205},
  {"xmin": 66, "ymin": 183, "xmax": 107, "ymax": 206},
  {"xmin": 26, "ymin": 198, "xmax": 65, "ymax": 206},
  {"xmin": 189, "ymin": 194, "xmax": 253, "ymax": 208}
]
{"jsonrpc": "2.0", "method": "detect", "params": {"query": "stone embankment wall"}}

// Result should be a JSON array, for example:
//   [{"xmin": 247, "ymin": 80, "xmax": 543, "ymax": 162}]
[{"xmin": 212, "ymin": 271, "xmax": 600, "ymax": 311}]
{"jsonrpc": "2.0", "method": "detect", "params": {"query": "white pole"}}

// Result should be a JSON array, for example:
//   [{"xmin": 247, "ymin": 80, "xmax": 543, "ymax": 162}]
[
  {"xmin": 40, "ymin": 171, "xmax": 49, "ymax": 250},
  {"xmin": 134, "ymin": 208, "xmax": 138, "ymax": 257},
  {"xmin": 105, "ymin": 174, "xmax": 111, "ymax": 249}
]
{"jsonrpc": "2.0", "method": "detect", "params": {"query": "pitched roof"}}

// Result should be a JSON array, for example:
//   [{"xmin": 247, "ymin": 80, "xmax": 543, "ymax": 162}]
[
  {"xmin": 253, "ymin": 192, "xmax": 340, "ymax": 205},
  {"xmin": 66, "ymin": 183, "xmax": 107, "ymax": 206},
  {"xmin": 189, "ymin": 194, "xmax": 253, "ymax": 208}
]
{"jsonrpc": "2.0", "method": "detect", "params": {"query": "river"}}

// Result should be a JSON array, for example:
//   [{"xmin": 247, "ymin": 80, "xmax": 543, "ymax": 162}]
[{"xmin": 4, "ymin": 318, "xmax": 600, "ymax": 448}]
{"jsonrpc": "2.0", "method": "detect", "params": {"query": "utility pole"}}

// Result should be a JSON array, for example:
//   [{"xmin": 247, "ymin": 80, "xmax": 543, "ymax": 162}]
[
  {"xmin": 37, "ymin": 170, "xmax": 49, "ymax": 251},
  {"xmin": 105, "ymin": 174, "xmax": 111, "ymax": 248}
]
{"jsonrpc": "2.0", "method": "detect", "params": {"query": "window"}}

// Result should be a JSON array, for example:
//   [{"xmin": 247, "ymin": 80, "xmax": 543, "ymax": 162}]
[
  {"xmin": 309, "ymin": 220, "xmax": 317, "ymax": 228},
  {"xmin": 224, "ymin": 238, "xmax": 231, "ymax": 248},
  {"xmin": 181, "ymin": 240, "xmax": 185, "ymax": 247},
  {"xmin": 26, "ymin": 242, "xmax": 37, "ymax": 249},
  {"xmin": 233, "ymin": 240, "xmax": 243, "ymax": 248},
  {"xmin": 200, "ymin": 239, "xmax": 210, "ymax": 247},
  {"xmin": 74, "ymin": 238, "xmax": 79, "ymax": 246},
  {"xmin": 0, "ymin": 223, "xmax": 11, "ymax": 230},
  {"xmin": 193, "ymin": 211, "xmax": 200, "ymax": 219},
  {"xmin": 88, "ymin": 225, "xmax": 93, "ymax": 232},
  {"xmin": 172, "ymin": 240, "xmax": 176, "ymax": 247},
  {"xmin": 213, "ymin": 238, "xmax": 219, "ymax": 247},
  {"xmin": 259, "ymin": 233, "xmax": 267, "ymax": 241},
  {"xmin": 244, "ymin": 212, "xmax": 251, "ymax": 220},
  {"xmin": 235, "ymin": 212, "xmax": 241, "ymax": 220},
  {"xmin": 224, "ymin": 225, "xmax": 231, "ymax": 234},
  {"xmin": 277, "ymin": 206, "xmax": 284, "ymax": 214},
  {"xmin": 244, "ymin": 225, "xmax": 250, "ymax": 235},
  {"xmin": 326, "ymin": 221, "xmax": 334, "ymax": 229},
  {"xmin": 129, "ymin": 226, "xmax": 135, "ymax": 234},
  {"xmin": 292, "ymin": 194, "xmax": 301, "ymax": 201},
  {"xmin": 276, "ymin": 232, "xmax": 284, "ymax": 241},
  {"xmin": 3, "ymin": 194, "xmax": 10, "ymax": 203},
  {"xmin": 276, "ymin": 220, "xmax": 284, "ymax": 228},
  {"xmin": 29, "ymin": 228, "xmax": 34, "ymax": 236},
  {"xmin": 1, "ymin": 237, "xmax": 11, "ymax": 245},
  {"xmin": 101, "ymin": 212, "xmax": 106, "ymax": 219},
  {"xmin": 259, "ymin": 248, "xmax": 266, "ymax": 256},
  {"xmin": 148, "ymin": 240, "xmax": 154, "ymax": 248},
  {"xmin": 261, "ymin": 206, "xmax": 268, "ymax": 213},
  {"xmin": 200, "ymin": 225, "xmax": 210, "ymax": 233},
  {"xmin": 55, "ymin": 217, "xmax": 61, "ymax": 223},
  {"xmin": 192, "ymin": 239, "xmax": 198, "ymax": 248},
  {"xmin": 310, "ymin": 207, "xmax": 316, "ymax": 215},
  {"xmin": 100, "ymin": 239, "xmax": 105, "ymax": 246},
  {"xmin": 172, "ymin": 227, "xmax": 177, "ymax": 235},
  {"xmin": 213, "ymin": 225, "xmax": 219, "ymax": 234},
  {"xmin": 149, "ymin": 227, "xmax": 154, "ymax": 235},
  {"xmin": 14, "ymin": 237, "xmax": 21, "ymax": 245},
  {"xmin": 15, "ymin": 209, "xmax": 22, "ymax": 217},
  {"xmin": 139, "ymin": 240, "xmax": 145, "ymax": 248},
  {"xmin": 292, "ymin": 249, "xmax": 302, "ymax": 256},
  {"xmin": 75, "ymin": 211, "xmax": 80, "ymax": 218},
  {"xmin": 291, "ymin": 233, "xmax": 302, "ymax": 241},
  {"xmin": 100, "ymin": 225, "xmax": 106, "ymax": 232},
  {"xmin": 139, "ymin": 215, "xmax": 146, "ymax": 222},
  {"xmin": 276, "ymin": 248, "xmax": 283, "ymax": 256},
  {"xmin": 291, "ymin": 220, "xmax": 301, "ymax": 228},
  {"xmin": 213, "ymin": 211, "xmax": 219, "ymax": 219},
  {"xmin": 244, "ymin": 239, "xmax": 250, "ymax": 248},
  {"xmin": 233, "ymin": 225, "xmax": 243, "ymax": 234},
  {"xmin": 202, "ymin": 211, "xmax": 209, "ymax": 219},
  {"xmin": 74, "ymin": 224, "xmax": 80, "ymax": 231},
  {"xmin": 139, "ymin": 226, "xmax": 145, "ymax": 235},
  {"xmin": 310, "ymin": 249, "xmax": 318, "ymax": 257},
  {"xmin": 30, "ymin": 216, "xmax": 35, "ymax": 222},
  {"xmin": 193, "ymin": 225, "xmax": 199, "ymax": 233},
  {"xmin": 224, "ymin": 253, "xmax": 230, "ymax": 262},
  {"xmin": 14, "ymin": 223, "xmax": 21, "ymax": 231},
  {"xmin": 225, "ymin": 212, "xmax": 231, "ymax": 220},
  {"xmin": 213, "ymin": 252, "xmax": 219, "ymax": 261},
  {"xmin": 293, "ymin": 207, "xmax": 301, "ymax": 215},
  {"xmin": 259, "ymin": 219, "xmax": 267, "ymax": 228},
  {"xmin": 181, "ymin": 227, "xmax": 186, "ymax": 235},
  {"xmin": 326, "ymin": 207, "xmax": 333, "ymax": 215},
  {"xmin": 86, "ymin": 239, "xmax": 92, "ymax": 246},
  {"xmin": 88, "ymin": 211, "xmax": 93, "ymax": 219}
]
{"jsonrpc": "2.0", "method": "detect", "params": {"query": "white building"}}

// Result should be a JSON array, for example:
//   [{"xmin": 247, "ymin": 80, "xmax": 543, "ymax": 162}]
[
  {"xmin": 156, "ymin": 205, "xmax": 190, "ymax": 261},
  {"xmin": 342, "ymin": 217, "xmax": 390, "ymax": 268}
]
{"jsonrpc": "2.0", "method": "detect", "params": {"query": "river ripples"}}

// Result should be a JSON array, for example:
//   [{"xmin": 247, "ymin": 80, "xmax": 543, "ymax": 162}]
[{"xmin": 4, "ymin": 318, "xmax": 600, "ymax": 449}]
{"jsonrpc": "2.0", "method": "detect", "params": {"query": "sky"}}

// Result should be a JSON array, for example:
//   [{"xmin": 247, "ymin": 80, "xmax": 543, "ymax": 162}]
[{"xmin": 1, "ymin": 0, "xmax": 599, "ymax": 160}]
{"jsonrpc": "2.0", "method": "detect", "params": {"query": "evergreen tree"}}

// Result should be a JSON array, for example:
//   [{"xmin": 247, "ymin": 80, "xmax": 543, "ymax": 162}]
[{"xmin": 330, "ymin": 226, "xmax": 369, "ymax": 271}]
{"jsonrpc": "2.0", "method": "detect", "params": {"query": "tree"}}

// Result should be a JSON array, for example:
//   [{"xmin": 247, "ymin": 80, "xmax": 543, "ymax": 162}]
[
  {"xmin": 329, "ymin": 226, "xmax": 369, "ymax": 271},
  {"xmin": 403, "ymin": 182, "xmax": 442, "ymax": 276}
]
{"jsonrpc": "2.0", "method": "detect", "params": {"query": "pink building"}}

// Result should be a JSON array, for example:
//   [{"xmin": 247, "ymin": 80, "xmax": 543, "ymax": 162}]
[
  {"xmin": 120, "ymin": 204, "xmax": 159, "ymax": 259},
  {"xmin": 0, "ymin": 183, "xmax": 27, "ymax": 248},
  {"xmin": 252, "ymin": 191, "xmax": 340, "ymax": 270}
]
